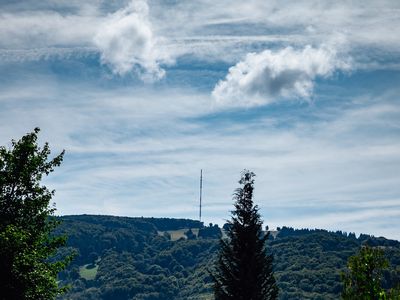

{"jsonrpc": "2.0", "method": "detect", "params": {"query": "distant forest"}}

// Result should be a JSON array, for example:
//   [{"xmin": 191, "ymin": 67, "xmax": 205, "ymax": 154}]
[{"xmin": 56, "ymin": 215, "xmax": 400, "ymax": 300}]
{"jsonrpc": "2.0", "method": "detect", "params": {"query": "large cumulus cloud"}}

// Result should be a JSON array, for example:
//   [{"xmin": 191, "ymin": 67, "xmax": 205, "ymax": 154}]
[{"xmin": 212, "ymin": 45, "xmax": 351, "ymax": 107}]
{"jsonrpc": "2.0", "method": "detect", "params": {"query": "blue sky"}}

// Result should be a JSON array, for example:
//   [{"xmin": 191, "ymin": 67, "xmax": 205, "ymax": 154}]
[{"xmin": 1, "ymin": 0, "xmax": 400, "ymax": 239}]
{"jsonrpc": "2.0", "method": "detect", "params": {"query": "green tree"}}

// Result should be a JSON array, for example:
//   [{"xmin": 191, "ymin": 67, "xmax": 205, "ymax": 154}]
[
  {"xmin": 0, "ymin": 128, "xmax": 72, "ymax": 299},
  {"xmin": 387, "ymin": 286, "xmax": 400, "ymax": 299},
  {"xmin": 341, "ymin": 246, "xmax": 389, "ymax": 300},
  {"xmin": 211, "ymin": 170, "xmax": 278, "ymax": 300}
]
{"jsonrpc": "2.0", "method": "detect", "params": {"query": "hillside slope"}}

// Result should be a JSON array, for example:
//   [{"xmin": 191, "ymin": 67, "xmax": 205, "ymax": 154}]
[{"xmin": 56, "ymin": 215, "xmax": 400, "ymax": 300}]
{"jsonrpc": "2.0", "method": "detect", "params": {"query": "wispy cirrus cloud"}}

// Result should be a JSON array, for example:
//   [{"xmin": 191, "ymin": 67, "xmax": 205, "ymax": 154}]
[
  {"xmin": 1, "ymin": 78, "xmax": 400, "ymax": 238},
  {"xmin": 150, "ymin": 0, "xmax": 400, "ymax": 63},
  {"xmin": 1, "ymin": 0, "xmax": 399, "ymax": 75}
]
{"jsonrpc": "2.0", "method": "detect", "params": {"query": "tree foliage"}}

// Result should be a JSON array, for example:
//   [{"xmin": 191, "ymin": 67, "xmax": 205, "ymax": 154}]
[
  {"xmin": 212, "ymin": 170, "xmax": 278, "ymax": 300},
  {"xmin": 56, "ymin": 215, "xmax": 218, "ymax": 300},
  {"xmin": 0, "ymin": 128, "xmax": 71, "ymax": 299},
  {"xmin": 341, "ymin": 246, "xmax": 389, "ymax": 299}
]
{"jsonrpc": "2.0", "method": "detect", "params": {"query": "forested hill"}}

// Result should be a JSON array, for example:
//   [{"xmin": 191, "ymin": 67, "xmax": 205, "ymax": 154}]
[{"xmin": 56, "ymin": 215, "xmax": 400, "ymax": 300}]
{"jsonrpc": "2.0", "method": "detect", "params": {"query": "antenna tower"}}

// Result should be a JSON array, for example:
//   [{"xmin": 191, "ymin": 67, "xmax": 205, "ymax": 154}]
[{"xmin": 199, "ymin": 169, "xmax": 203, "ymax": 222}]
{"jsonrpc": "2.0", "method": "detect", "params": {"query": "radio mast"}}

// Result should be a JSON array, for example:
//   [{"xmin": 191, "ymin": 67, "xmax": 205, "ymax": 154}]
[{"xmin": 199, "ymin": 169, "xmax": 203, "ymax": 222}]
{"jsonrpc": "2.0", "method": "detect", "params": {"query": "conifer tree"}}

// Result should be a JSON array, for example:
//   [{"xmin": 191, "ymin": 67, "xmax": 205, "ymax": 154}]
[{"xmin": 212, "ymin": 170, "xmax": 278, "ymax": 300}]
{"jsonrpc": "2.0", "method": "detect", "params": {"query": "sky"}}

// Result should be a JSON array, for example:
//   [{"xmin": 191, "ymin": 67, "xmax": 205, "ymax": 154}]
[{"xmin": 1, "ymin": 0, "xmax": 400, "ymax": 239}]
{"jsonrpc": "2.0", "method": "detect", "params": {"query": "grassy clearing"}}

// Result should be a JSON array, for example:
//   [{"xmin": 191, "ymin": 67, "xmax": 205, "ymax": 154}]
[
  {"xmin": 79, "ymin": 264, "xmax": 99, "ymax": 280},
  {"xmin": 188, "ymin": 293, "xmax": 213, "ymax": 300},
  {"xmin": 157, "ymin": 228, "xmax": 200, "ymax": 241}
]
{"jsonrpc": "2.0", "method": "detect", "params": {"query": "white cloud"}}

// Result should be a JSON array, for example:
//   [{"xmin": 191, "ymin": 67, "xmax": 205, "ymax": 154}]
[
  {"xmin": 148, "ymin": 0, "xmax": 400, "ymax": 72},
  {"xmin": 212, "ymin": 45, "xmax": 351, "ymax": 107},
  {"xmin": 93, "ymin": 0, "xmax": 170, "ymax": 81},
  {"xmin": 0, "ymin": 0, "xmax": 398, "ymax": 75},
  {"xmin": 0, "ymin": 11, "xmax": 97, "ymax": 49},
  {"xmin": 0, "ymin": 0, "xmax": 171, "ymax": 81}
]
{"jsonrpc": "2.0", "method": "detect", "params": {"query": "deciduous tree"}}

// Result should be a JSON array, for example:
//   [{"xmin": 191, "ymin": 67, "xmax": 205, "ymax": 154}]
[
  {"xmin": 341, "ymin": 246, "xmax": 388, "ymax": 300},
  {"xmin": 0, "ymin": 128, "xmax": 72, "ymax": 299}
]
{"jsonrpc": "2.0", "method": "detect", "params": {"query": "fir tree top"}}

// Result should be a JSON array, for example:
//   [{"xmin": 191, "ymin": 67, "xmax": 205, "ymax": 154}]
[{"xmin": 212, "ymin": 170, "xmax": 278, "ymax": 300}]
